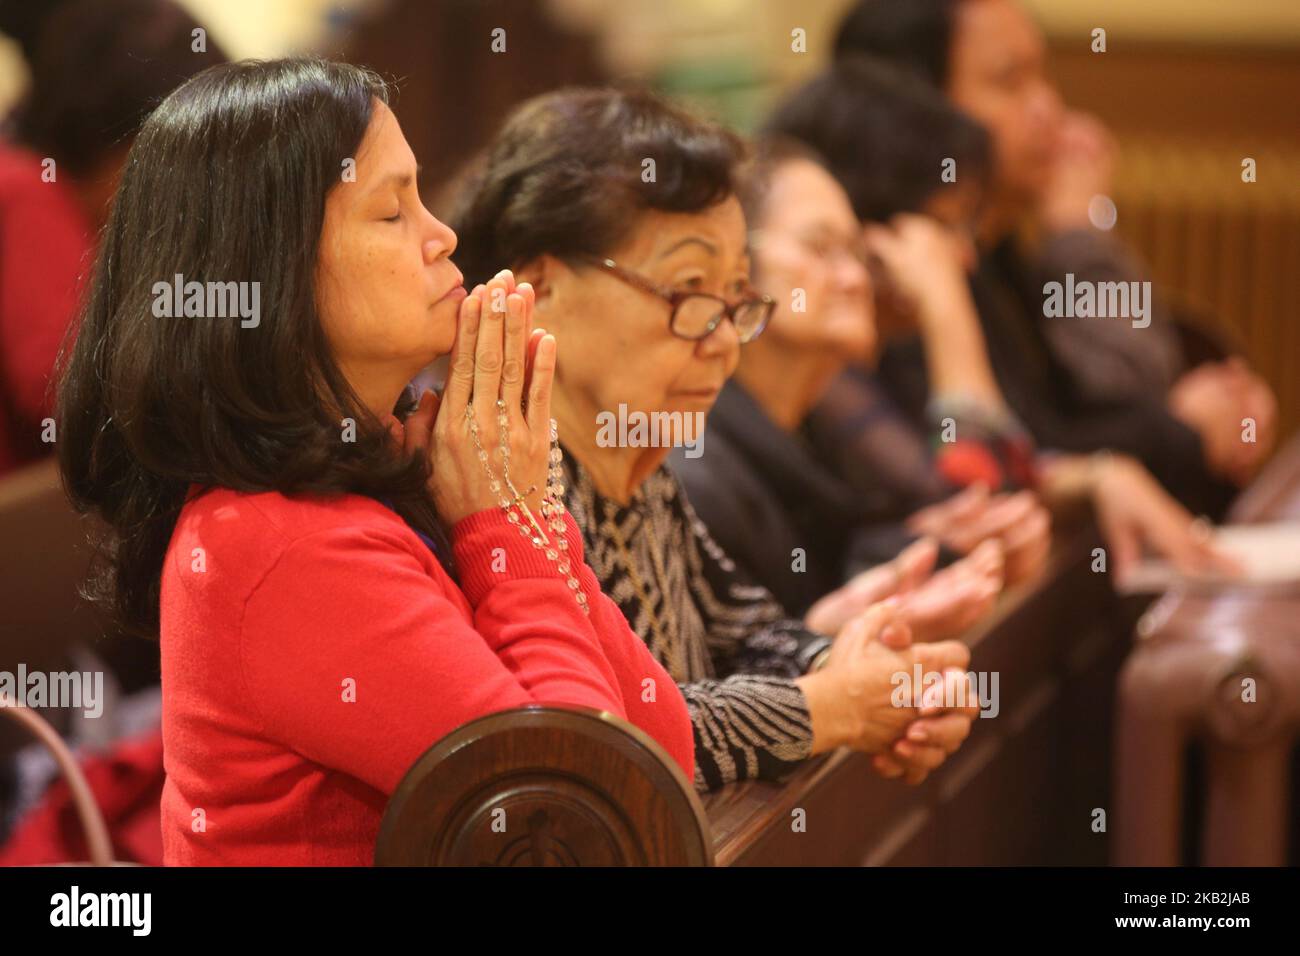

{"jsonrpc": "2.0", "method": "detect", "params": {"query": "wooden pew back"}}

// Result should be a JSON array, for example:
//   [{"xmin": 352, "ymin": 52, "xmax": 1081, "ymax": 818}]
[{"xmin": 375, "ymin": 706, "xmax": 713, "ymax": 866}]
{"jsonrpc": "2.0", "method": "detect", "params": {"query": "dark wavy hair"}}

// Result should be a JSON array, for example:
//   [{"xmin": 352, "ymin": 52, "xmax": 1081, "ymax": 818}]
[
  {"xmin": 764, "ymin": 56, "xmax": 991, "ymax": 224},
  {"xmin": 834, "ymin": 0, "xmax": 962, "ymax": 88},
  {"xmin": 57, "ymin": 57, "xmax": 444, "ymax": 638},
  {"xmin": 447, "ymin": 86, "xmax": 748, "ymax": 287}
]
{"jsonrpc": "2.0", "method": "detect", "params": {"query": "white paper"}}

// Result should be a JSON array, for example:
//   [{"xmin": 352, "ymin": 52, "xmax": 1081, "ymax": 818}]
[{"xmin": 1118, "ymin": 522, "xmax": 1300, "ymax": 593}]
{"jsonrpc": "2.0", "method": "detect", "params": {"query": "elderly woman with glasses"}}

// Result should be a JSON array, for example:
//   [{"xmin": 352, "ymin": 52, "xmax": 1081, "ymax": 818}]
[{"xmin": 449, "ymin": 87, "xmax": 999, "ymax": 792}]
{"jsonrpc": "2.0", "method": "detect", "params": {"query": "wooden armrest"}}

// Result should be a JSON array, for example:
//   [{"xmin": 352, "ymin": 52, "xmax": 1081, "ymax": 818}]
[
  {"xmin": 1228, "ymin": 433, "xmax": 1300, "ymax": 522},
  {"xmin": 375, "ymin": 705, "xmax": 714, "ymax": 866},
  {"xmin": 0, "ymin": 457, "xmax": 106, "ymax": 667},
  {"xmin": 0, "ymin": 458, "xmax": 114, "ymax": 755}
]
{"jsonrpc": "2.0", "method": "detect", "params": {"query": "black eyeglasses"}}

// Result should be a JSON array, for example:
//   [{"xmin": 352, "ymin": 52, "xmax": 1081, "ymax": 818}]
[{"xmin": 577, "ymin": 255, "xmax": 774, "ymax": 344}]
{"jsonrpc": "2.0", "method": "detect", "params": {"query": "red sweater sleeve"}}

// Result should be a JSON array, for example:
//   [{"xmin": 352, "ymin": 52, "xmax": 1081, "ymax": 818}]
[{"xmin": 237, "ymin": 508, "xmax": 629, "ymax": 795}]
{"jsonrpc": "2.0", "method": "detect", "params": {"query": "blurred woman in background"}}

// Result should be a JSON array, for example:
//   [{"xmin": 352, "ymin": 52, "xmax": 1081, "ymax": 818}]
[
  {"xmin": 450, "ymin": 87, "xmax": 992, "ymax": 792},
  {"xmin": 766, "ymin": 57, "xmax": 1238, "ymax": 581},
  {"xmin": 831, "ymin": 0, "xmax": 1276, "ymax": 514},
  {"xmin": 673, "ymin": 131, "xmax": 1050, "ymax": 621},
  {"xmin": 0, "ymin": 0, "xmax": 225, "ymax": 476}
]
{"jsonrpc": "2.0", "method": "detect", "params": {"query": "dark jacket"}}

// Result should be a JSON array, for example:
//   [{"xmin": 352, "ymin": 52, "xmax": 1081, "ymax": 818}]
[{"xmin": 671, "ymin": 380, "xmax": 923, "ymax": 617}]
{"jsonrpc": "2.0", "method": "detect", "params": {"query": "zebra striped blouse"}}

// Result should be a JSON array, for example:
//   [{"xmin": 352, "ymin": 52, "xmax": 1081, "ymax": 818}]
[{"xmin": 562, "ymin": 455, "xmax": 832, "ymax": 791}]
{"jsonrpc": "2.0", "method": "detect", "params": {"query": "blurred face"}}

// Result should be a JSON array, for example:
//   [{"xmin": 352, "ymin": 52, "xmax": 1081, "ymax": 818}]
[
  {"xmin": 316, "ymin": 100, "xmax": 463, "ymax": 410},
  {"xmin": 947, "ymin": 0, "xmax": 1063, "ymax": 207},
  {"xmin": 533, "ymin": 196, "xmax": 749, "ymax": 426},
  {"xmin": 750, "ymin": 159, "xmax": 875, "ymax": 362}
]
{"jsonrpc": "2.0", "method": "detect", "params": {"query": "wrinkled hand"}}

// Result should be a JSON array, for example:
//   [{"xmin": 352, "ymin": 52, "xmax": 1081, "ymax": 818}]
[
  {"xmin": 805, "ymin": 534, "xmax": 1004, "ymax": 641},
  {"xmin": 1039, "ymin": 110, "xmax": 1118, "ymax": 233},
  {"xmin": 798, "ymin": 602, "xmax": 979, "ymax": 785},
  {"xmin": 864, "ymin": 213, "xmax": 974, "ymax": 333},
  {"xmin": 1169, "ymin": 358, "xmax": 1275, "ymax": 486},
  {"xmin": 907, "ymin": 485, "xmax": 1052, "ymax": 586},
  {"xmin": 804, "ymin": 537, "xmax": 937, "ymax": 635},
  {"xmin": 895, "ymin": 539, "xmax": 1004, "ymax": 641},
  {"xmin": 1091, "ymin": 454, "xmax": 1242, "ymax": 581}
]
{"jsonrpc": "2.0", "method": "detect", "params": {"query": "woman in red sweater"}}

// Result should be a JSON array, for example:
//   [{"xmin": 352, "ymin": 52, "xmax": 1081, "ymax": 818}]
[{"xmin": 55, "ymin": 58, "xmax": 694, "ymax": 865}]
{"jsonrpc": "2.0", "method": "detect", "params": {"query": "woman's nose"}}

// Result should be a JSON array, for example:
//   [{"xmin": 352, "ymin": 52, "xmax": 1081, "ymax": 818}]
[
  {"xmin": 1031, "ymin": 81, "xmax": 1064, "ymax": 131},
  {"xmin": 838, "ymin": 257, "xmax": 871, "ymax": 297},
  {"xmin": 423, "ymin": 213, "xmax": 458, "ymax": 263},
  {"xmin": 697, "ymin": 315, "xmax": 741, "ymax": 358}
]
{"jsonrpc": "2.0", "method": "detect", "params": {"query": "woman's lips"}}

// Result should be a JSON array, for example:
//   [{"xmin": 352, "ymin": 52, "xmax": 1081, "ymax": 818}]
[{"xmin": 437, "ymin": 282, "xmax": 467, "ymax": 304}]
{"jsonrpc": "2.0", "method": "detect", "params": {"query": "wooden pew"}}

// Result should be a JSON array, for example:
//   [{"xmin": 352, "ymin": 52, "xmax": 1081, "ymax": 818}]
[
  {"xmin": 1113, "ymin": 436, "xmax": 1300, "ymax": 865},
  {"xmin": 0, "ymin": 458, "xmax": 111, "ymax": 755},
  {"xmin": 705, "ymin": 517, "xmax": 1134, "ymax": 866},
  {"xmin": 377, "ymin": 515, "xmax": 1139, "ymax": 866},
  {"xmin": 374, "ymin": 706, "xmax": 713, "ymax": 866}
]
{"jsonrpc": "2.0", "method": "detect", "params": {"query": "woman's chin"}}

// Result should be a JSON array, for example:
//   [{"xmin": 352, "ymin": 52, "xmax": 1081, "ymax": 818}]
[
  {"xmin": 431, "ymin": 294, "xmax": 463, "ymax": 321},
  {"xmin": 426, "ymin": 298, "xmax": 462, "ymax": 341}
]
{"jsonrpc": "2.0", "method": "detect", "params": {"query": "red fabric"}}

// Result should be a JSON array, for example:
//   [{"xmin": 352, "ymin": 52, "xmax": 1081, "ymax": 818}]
[
  {"xmin": 935, "ymin": 434, "xmax": 1040, "ymax": 493},
  {"xmin": 0, "ymin": 144, "xmax": 91, "ymax": 476},
  {"xmin": 936, "ymin": 441, "xmax": 1005, "ymax": 490},
  {"xmin": 0, "ymin": 730, "xmax": 164, "ymax": 866},
  {"xmin": 160, "ymin": 488, "xmax": 694, "ymax": 866}
]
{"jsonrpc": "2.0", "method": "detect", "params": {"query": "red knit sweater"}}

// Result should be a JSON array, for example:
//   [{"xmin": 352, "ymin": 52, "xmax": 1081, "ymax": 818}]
[{"xmin": 159, "ymin": 488, "xmax": 694, "ymax": 866}]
